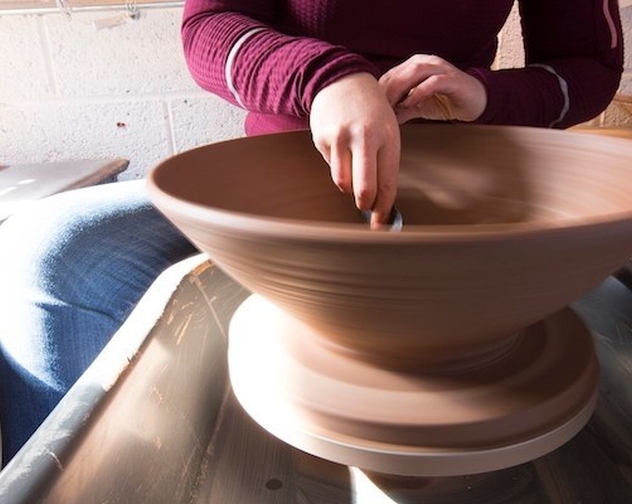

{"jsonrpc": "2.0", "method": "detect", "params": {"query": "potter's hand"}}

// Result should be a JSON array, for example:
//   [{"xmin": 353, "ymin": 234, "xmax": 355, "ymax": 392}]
[
  {"xmin": 310, "ymin": 73, "xmax": 401, "ymax": 228},
  {"xmin": 379, "ymin": 55, "xmax": 487, "ymax": 124}
]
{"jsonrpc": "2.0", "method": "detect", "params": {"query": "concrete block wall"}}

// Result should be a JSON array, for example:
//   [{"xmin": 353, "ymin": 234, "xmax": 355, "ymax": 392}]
[
  {"xmin": 0, "ymin": 6, "xmax": 246, "ymax": 180},
  {"xmin": 1, "ymin": 3, "xmax": 632, "ymax": 180}
]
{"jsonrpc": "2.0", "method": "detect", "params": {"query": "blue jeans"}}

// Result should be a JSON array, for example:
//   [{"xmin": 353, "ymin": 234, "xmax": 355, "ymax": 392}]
[{"xmin": 0, "ymin": 180, "xmax": 197, "ymax": 465}]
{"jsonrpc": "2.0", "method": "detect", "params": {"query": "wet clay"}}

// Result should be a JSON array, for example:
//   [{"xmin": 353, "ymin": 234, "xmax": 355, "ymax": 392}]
[{"xmin": 148, "ymin": 124, "xmax": 632, "ymax": 475}]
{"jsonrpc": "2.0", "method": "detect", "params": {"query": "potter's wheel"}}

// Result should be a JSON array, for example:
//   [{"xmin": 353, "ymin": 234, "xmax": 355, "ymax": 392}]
[
  {"xmin": 148, "ymin": 124, "xmax": 632, "ymax": 479},
  {"xmin": 228, "ymin": 294, "xmax": 598, "ymax": 477}
]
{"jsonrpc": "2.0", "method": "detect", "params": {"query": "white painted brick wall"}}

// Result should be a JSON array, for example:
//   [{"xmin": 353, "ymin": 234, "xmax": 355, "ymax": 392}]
[
  {"xmin": 1, "ymin": 3, "xmax": 631, "ymax": 179},
  {"xmin": 0, "ymin": 7, "xmax": 246, "ymax": 180}
]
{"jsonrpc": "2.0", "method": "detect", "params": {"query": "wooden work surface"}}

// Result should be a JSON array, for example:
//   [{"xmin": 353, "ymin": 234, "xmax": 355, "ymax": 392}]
[{"xmin": 0, "ymin": 158, "xmax": 128, "ymax": 221}]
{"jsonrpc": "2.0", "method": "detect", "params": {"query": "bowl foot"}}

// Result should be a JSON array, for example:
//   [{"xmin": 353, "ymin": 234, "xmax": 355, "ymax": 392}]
[{"xmin": 228, "ymin": 294, "xmax": 599, "ymax": 476}]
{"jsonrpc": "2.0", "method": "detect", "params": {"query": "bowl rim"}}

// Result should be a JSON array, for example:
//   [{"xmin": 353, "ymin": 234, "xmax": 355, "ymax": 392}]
[
  {"xmin": 147, "ymin": 179, "xmax": 632, "ymax": 244},
  {"xmin": 147, "ymin": 125, "xmax": 632, "ymax": 244}
]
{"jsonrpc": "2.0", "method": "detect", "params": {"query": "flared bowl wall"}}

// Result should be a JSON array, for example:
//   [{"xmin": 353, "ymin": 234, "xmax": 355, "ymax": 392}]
[{"xmin": 148, "ymin": 124, "xmax": 632, "ymax": 370}]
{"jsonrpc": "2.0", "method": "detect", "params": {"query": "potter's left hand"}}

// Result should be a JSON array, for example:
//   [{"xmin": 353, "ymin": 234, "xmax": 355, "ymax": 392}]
[{"xmin": 379, "ymin": 54, "xmax": 487, "ymax": 124}]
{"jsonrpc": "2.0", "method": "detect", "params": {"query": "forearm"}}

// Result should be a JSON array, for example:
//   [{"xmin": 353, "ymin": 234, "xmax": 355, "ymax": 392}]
[
  {"xmin": 181, "ymin": 1, "xmax": 377, "ymax": 118},
  {"xmin": 469, "ymin": 57, "xmax": 621, "ymax": 128},
  {"xmin": 471, "ymin": 0, "xmax": 623, "ymax": 129}
]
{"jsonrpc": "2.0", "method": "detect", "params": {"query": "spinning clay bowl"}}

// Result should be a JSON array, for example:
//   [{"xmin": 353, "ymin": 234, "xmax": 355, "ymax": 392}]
[
  {"xmin": 148, "ymin": 124, "xmax": 632, "ymax": 370},
  {"xmin": 148, "ymin": 124, "xmax": 632, "ymax": 475}
]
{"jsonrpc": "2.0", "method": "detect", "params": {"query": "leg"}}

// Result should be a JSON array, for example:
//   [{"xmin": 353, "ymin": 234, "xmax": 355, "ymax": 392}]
[{"xmin": 0, "ymin": 180, "xmax": 197, "ymax": 464}]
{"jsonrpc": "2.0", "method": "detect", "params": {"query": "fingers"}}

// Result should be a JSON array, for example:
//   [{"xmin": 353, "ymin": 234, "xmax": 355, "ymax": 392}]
[
  {"xmin": 313, "ymin": 130, "xmax": 398, "ymax": 227},
  {"xmin": 350, "ymin": 139, "xmax": 378, "ymax": 212},
  {"xmin": 325, "ymin": 133, "xmax": 385, "ymax": 213},
  {"xmin": 370, "ymin": 135, "xmax": 400, "ymax": 228},
  {"xmin": 309, "ymin": 73, "xmax": 401, "ymax": 226},
  {"xmin": 314, "ymin": 132, "xmax": 376, "ymax": 209},
  {"xmin": 380, "ymin": 54, "xmax": 447, "ymax": 106},
  {"xmin": 327, "ymin": 141, "xmax": 353, "ymax": 195},
  {"xmin": 380, "ymin": 54, "xmax": 487, "ymax": 123}
]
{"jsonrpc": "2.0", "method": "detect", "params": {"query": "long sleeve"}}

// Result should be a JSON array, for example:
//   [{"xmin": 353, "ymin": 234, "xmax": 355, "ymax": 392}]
[
  {"xmin": 181, "ymin": 1, "xmax": 377, "ymax": 122},
  {"xmin": 182, "ymin": 0, "xmax": 623, "ymax": 133},
  {"xmin": 471, "ymin": 0, "xmax": 623, "ymax": 128}
]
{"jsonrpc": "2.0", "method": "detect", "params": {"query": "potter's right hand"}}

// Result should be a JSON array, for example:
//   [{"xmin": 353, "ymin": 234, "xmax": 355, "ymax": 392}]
[{"xmin": 309, "ymin": 73, "xmax": 401, "ymax": 228}]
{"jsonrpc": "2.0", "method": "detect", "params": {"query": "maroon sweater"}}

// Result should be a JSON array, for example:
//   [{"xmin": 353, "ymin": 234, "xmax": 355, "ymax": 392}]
[{"xmin": 182, "ymin": 0, "xmax": 623, "ymax": 135}]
